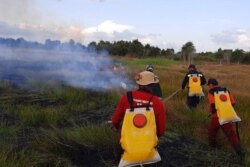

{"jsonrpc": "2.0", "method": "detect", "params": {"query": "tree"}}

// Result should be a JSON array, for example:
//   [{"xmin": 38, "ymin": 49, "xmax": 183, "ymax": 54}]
[
  {"xmin": 143, "ymin": 44, "xmax": 151, "ymax": 56},
  {"xmin": 96, "ymin": 40, "xmax": 112, "ymax": 53},
  {"xmin": 111, "ymin": 40, "xmax": 129, "ymax": 56},
  {"xmin": 232, "ymin": 49, "xmax": 244, "ymax": 63},
  {"xmin": 181, "ymin": 41, "xmax": 196, "ymax": 64},
  {"xmin": 45, "ymin": 39, "xmax": 61, "ymax": 49},
  {"xmin": 222, "ymin": 49, "xmax": 233, "ymax": 64},
  {"xmin": 88, "ymin": 41, "xmax": 97, "ymax": 51},
  {"xmin": 128, "ymin": 39, "xmax": 144, "ymax": 57},
  {"xmin": 162, "ymin": 48, "xmax": 175, "ymax": 57},
  {"xmin": 148, "ymin": 46, "xmax": 161, "ymax": 57}
]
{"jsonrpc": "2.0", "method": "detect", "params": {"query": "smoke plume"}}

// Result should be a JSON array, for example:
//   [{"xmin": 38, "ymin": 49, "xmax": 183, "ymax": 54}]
[
  {"xmin": 0, "ymin": 46, "xmax": 134, "ymax": 91},
  {"xmin": 0, "ymin": 0, "xmax": 40, "ymax": 25}
]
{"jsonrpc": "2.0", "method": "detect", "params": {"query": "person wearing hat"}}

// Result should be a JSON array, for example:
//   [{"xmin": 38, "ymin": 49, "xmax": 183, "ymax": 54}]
[
  {"xmin": 207, "ymin": 78, "xmax": 244, "ymax": 157},
  {"xmin": 112, "ymin": 71, "xmax": 167, "ymax": 166},
  {"xmin": 145, "ymin": 64, "xmax": 163, "ymax": 99},
  {"xmin": 112, "ymin": 70, "xmax": 166, "ymax": 137},
  {"xmin": 181, "ymin": 64, "xmax": 206, "ymax": 109}
]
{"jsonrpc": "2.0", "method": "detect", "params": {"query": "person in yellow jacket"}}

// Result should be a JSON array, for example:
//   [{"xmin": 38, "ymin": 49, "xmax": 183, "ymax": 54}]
[
  {"xmin": 112, "ymin": 71, "xmax": 167, "ymax": 167},
  {"xmin": 181, "ymin": 64, "xmax": 206, "ymax": 109},
  {"xmin": 207, "ymin": 78, "xmax": 244, "ymax": 157}
]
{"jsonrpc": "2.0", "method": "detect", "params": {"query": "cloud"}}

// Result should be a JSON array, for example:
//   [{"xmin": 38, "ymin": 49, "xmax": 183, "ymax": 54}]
[
  {"xmin": 0, "ymin": 20, "xmax": 136, "ymax": 43},
  {"xmin": 83, "ymin": 20, "xmax": 133, "ymax": 35},
  {"xmin": 138, "ymin": 33, "xmax": 179, "ymax": 50},
  {"xmin": 0, "ymin": 21, "xmax": 34, "ymax": 38},
  {"xmin": 211, "ymin": 30, "xmax": 238, "ymax": 44},
  {"xmin": 210, "ymin": 28, "xmax": 250, "ymax": 51},
  {"xmin": 211, "ymin": 28, "xmax": 250, "ymax": 49},
  {"xmin": 0, "ymin": 20, "xmax": 178, "ymax": 51},
  {"xmin": 0, "ymin": 21, "xmax": 85, "ymax": 43},
  {"xmin": 83, "ymin": 29, "xmax": 144, "ymax": 42}
]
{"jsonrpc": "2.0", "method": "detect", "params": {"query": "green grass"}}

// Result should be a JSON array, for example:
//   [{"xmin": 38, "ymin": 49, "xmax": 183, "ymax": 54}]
[
  {"xmin": 0, "ymin": 126, "xmax": 19, "ymax": 148},
  {"xmin": 64, "ymin": 124, "xmax": 119, "ymax": 149},
  {"xmin": 30, "ymin": 124, "xmax": 119, "ymax": 167},
  {"xmin": 0, "ymin": 149, "xmax": 36, "ymax": 167}
]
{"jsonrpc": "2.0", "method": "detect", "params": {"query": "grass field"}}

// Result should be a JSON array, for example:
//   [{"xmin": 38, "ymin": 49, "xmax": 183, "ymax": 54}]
[{"xmin": 0, "ymin": 56, "xmax": 249, "ymax": 166}]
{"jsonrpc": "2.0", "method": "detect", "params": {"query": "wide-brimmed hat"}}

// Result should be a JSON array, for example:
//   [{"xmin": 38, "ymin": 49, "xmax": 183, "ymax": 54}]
[{"xmin": 135, "ymin": 71, "xmax": 159, "ymax": 85}]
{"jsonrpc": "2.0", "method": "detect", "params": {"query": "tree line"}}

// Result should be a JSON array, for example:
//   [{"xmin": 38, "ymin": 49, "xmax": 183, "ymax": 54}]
[
  {"xmin": 180, "ymin": 41, "xmax": 250, "ymax": 64},
  {"xmin": 0, "ymin": 37, "xmax": 174, "ymax": 57},
  {"xmin": 1, "ymin": 37, "xmax": 250, "ymax": 64}
]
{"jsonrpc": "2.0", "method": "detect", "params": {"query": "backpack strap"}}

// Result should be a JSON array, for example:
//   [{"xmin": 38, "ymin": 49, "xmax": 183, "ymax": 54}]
[
  {"xmin": 127, "ymin": 91, "xmax": 154, "ymax": 111},
  {"xmin": 127, "ymin": 91, "xmax": 134, "ymax": 111},
  {"xmin": 146, "ymin": 95, "xmax": 154, "ymax": 111}
]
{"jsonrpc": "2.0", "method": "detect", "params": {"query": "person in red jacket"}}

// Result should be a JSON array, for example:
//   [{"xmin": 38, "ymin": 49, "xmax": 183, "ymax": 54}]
[
  {"xmin": 112, "ymin": 70, "xmax": 166, "ymax": 137},
  {"xmin": 207, "ymin": 78, "xmax": 244, "ymax": 157}
]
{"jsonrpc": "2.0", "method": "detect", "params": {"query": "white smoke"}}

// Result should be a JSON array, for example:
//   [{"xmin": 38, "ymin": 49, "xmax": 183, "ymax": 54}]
[
  {"xmin": 0, "ymin": 0, "xmax": 40, "ymax": 25},
  {"xmin": 0, "ymin": 46, "xmax": 134, "ymax": 91}
]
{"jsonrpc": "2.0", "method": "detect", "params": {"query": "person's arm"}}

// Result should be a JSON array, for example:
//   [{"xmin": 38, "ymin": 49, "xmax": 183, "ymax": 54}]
[
  {"xmin": 112, "ymin": 96, "xmax": 126, "ymax": 130},
  {"xmin": 208, "ymin": 93, "xmax": 216, "ymax": 113},
  {"xmin": 181, "ymin": 74, "xmax": 189, "ymax": 90},
  {"xmin": 153, "ymin": 98, "xmax": 166, "ymax": 137},
  {"xmin": 228, "ymin": 91, "xmax": 236, "ymax": 106},
  {"xmin": 154, "ymin": 83, "xmax": 163, "ymax": 98},
  {"xmin": 200, "ymin": 73, "xmax": 207, "ymax": 85}
]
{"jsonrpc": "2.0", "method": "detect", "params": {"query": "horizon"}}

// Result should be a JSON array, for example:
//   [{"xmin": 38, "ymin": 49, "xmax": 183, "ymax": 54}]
[
  {"xmin": 0, "ymin": 0, "xmax": 250, "ymax": 52},
  {"xmin": 1, "ymin": 36, "xmax": 247, "ymax": 54}
]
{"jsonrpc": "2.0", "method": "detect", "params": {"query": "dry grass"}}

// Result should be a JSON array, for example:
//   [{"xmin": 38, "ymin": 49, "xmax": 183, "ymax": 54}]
[
  {"xmin": 156, "ymin": 62, "xmax": 250, "ymax": 164},
  {"xmin": 119, "ymin": 58, "xmax": 250, "ymax": 165}
]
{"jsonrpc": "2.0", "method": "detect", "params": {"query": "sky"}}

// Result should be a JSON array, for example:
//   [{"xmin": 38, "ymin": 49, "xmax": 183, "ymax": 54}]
[{"xmin": 1, "ymin": 0, "xmax": 250, "ymax": 52}]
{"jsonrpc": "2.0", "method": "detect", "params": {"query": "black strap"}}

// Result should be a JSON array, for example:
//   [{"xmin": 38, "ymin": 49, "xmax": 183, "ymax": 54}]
[
  {"xmin": 146, "ymin": 95, "xmax": 154, "ymax": 111},
  {"xmin": 127, "ymin": 91, "xmax": 154, "ymax": 111},
  {"xmin": 127, "ymin": 91, "xmax": 134, "ymax": 111},
  {"xmin": 127, "ymin": 91, "xmax": 154, "ymax": 112}
]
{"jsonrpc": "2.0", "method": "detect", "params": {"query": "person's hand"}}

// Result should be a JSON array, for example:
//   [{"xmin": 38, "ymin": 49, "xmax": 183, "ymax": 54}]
[
  {"xmin": 106, "ymin": 120, "xmax": 117, "ymax": 131},
  {"xmin": 112, "ymin": 126, "xmax": 118, "ymax": 132}
]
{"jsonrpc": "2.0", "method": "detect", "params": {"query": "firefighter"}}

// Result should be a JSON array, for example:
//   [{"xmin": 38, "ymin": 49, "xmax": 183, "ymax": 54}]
[
  {"xmin": 181, "ymin": 64, "xmax": 206, "ymax": 109},
  {"xmin": 145, "ymin": 64, "xmax": 163, "ymax": 99},
  {"xmin": 207, "ymin": 78, "xmax": 244, "ymax": 157},
  {"xmin": 112, "ymin": 71, "xmax": 166, "ymax": 167}
]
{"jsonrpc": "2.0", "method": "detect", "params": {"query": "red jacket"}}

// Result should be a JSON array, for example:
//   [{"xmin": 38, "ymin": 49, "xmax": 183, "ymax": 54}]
[{"xmin": 112, "ymin": 89, "xmax": 167, "ymax": 137}]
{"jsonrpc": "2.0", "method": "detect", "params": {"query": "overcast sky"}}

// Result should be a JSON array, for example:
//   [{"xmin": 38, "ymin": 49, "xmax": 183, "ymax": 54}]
[{"xmin": 0, "ymin": 0, "xmax": 250, "ymax": 52}]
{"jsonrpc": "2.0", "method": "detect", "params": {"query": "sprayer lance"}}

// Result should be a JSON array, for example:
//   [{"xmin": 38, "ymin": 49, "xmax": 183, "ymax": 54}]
[{"xmin": 163, "ymin": 88, "xmax": 181, "ymax": 103}]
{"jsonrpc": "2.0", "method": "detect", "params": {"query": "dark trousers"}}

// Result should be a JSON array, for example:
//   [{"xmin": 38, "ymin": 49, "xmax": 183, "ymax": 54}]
[{"xmin": 187, "ymin": 96, "xmax": 200, "ymax": 108}]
